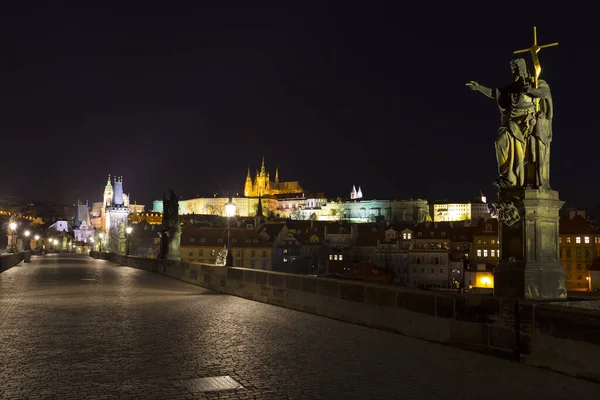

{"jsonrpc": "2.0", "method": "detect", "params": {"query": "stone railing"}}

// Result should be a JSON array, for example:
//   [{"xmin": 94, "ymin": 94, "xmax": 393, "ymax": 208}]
[
  {"xmin": 0, "ymin": 252, "xmax": 25, "ymax": 273},
  {"xmin": 90, "ymin": 251, "xmax": 600, "ymax": 382}
]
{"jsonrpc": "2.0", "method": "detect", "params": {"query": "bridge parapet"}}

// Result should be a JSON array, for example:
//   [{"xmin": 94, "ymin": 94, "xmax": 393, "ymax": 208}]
[
  {"xmin": 0, "ymin": 252, "xmax": 25, "ymax": 273},
  {"xmin": 90, "ymin": 251, "xmax": 600, "ymax": 382}
]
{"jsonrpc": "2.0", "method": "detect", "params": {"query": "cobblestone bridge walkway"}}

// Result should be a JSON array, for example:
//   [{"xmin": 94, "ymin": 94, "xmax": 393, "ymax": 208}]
[{"xmin": 0, "ymin": 255, "xmax": 598, "ymax": 399}]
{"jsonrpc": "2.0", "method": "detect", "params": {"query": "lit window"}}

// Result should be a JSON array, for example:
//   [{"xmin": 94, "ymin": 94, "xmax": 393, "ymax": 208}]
[
  {"xmin": 211, "ymin": 249, "xmax": 215, "ymax": 256},
  {"xmin": 585, "ymin": 237, "xmax": 590, "ymax": 244},
  {"xmin": 339, "ymin": 255, "xmax": 343, "ymax": 261},
  {"xmin": 559, "ymin": 237, "xmax": 562, "ymax": 244},
  {"xmin": 283, "ymin": 257, "xmax": 288, "ymax": 262},
  {"xmin": 334, "ymin": 255, "xmax": 338, "ymax": 260},
  {"xmin": 483, "ymin": 249, "xmax": 488, "ymax": 257},
  {"xmin": 576, "ymin": 237, "xmax": 581, "ymax": 244},
  {"xmin": 329, "ymin": 255, "xmax": 333, "ymax": 260},
  {"xmin": 407, "ymin": 233, "xmax": 412, "ymax": 239},
  {"xmin": 477, "ymin": 249, "xmax": 482, "ymax": 257},
  {"xmin": 566, "ymin": 237, "xmax": 571, "ymax": 244},
  {"xmin": 491, "ymin": 249, "xmax": 496, "ymax": 257}
]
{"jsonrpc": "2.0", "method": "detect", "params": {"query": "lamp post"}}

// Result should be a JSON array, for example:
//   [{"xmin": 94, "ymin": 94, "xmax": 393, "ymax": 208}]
[
  {"xmin": 23, "ymin": 230, "xmax": 30, "ymax": 251},
  {"xmin": 126, "ymin": 226, "xmax": 133, "ymax": 256},
  {"xmin": 9, "ymin": 222, "xmax": 17, "ymax": 253},
  {"xmin": 34, "ymin": 235, "xmax": 40, "ymax": 251},
  {"xmin": 225, "ymin": 198, "xmax": 236, "ymax": 267},
  {"xmin": 53, "ymin": 239, "xmax": 58, "ymax": 252},
  {"xmin": 99, "ymin": 233, "xmax": 104, "ymax": 252}
]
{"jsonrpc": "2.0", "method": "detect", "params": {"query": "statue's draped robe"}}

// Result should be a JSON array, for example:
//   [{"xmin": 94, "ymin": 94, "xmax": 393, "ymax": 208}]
[
  {"xmin": 529, "ymin": 80, "xmax": 553, "ymax": 189},
  {"xmin": 494, "ymin": 82, "xmax": 537, "ymax": 188}
]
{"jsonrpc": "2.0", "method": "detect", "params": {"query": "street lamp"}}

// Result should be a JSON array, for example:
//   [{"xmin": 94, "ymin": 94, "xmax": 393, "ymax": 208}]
[
  {"xmin": 126, "ymin": 226, "xmax": 133, "ymax": 256},
  {"xmin": 34, "ymin": 235, "xmax": 40, "ymax": 250},
  {"xmin": 23, "ymin": 230, "xmax": 31, "ymax": 251},
  {"xmin": 9, "ymin": 222, "xmax": 17, "ymax": 253},
  {"xmin": 225, "ymin": 198, "xmax": 236, "ymax": 267},
  {"xmin": 53, "ymin": 239, "xmax": 58, "ymax": 252},
  {"xmin": 99, "ymin": 233, "xmax": 104, "ymax": 252}
]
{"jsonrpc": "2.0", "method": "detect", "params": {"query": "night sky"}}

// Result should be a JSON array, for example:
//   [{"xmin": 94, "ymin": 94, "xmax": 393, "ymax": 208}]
[{"xmin": 1, "ymin": 3, "xmax": 598, "ymax": 213}]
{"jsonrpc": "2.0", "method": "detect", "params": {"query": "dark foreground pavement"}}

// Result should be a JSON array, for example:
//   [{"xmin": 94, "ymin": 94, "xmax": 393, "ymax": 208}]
[{"xmin": 0, "ymin": 255, "xmax": 598, "ymax": 399}]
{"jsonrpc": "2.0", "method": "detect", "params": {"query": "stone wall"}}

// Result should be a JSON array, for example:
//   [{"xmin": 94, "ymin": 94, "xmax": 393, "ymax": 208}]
[
  {"xmin": 91, "ymin": 251, "xmax": 600, "ymax": 382},
  {"xmin": 0, "ymin": 252, "xmax": 24, "ymax": 273}
]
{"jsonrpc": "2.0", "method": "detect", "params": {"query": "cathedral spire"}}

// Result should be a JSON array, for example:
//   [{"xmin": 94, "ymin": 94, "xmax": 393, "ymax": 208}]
[
  {"xmin": 275, "ymin": 167, "xmax": 279, "ymax": 184},
  {"xmin": 261, "ymin": 156, "xmax": 266, "ymax": 175}
]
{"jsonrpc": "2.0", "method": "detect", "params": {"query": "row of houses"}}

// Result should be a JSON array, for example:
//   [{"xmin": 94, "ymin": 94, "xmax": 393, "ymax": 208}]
[{"xmin": 174, "ymin": 211, "xmax": 600, "ymax": 290}]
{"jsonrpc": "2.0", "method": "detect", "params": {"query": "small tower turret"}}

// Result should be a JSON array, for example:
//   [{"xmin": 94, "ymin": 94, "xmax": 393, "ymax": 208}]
[
  {"xmin": 351, "ymin": 185, "xmax": 357, "ymax": 200},
  {"xmin": 275, "ymin": 167, "xmax": 279, "ymax": 184}
]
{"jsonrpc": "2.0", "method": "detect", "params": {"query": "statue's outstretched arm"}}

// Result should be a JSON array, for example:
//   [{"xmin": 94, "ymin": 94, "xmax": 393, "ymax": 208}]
[{"xmin": 465, "ymin": 81, "xmax": 494, "ymax": 99}]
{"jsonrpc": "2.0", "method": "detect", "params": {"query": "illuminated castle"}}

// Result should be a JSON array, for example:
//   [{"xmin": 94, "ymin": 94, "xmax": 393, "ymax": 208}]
[{"xmin": 244, "ymin": 158, "xmax": 303, "ymax": 197}]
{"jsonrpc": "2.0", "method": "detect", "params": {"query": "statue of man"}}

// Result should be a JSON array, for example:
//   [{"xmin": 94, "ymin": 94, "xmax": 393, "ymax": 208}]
[{"xmin": 467, "ymin": 58, "xmax": 548, "ymax": 189}]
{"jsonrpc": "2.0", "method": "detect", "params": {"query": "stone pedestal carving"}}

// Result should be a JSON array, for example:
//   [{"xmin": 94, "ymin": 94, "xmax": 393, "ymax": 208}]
[{"xmin": 494, "ymin": 188, "xmax": 566, "ymax": 300}]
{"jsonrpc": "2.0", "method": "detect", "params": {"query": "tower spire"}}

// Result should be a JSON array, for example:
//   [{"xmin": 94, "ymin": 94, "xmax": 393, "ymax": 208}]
[
  {"xmin": 261, "ymin": 157, "xmax": 266, "ymax": 175},
  {"xmin": 275, "ymin": 167, "xmax": 279, "ymax": 184}
]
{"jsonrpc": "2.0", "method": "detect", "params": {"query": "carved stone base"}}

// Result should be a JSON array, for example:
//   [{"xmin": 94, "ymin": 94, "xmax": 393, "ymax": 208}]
[
  {"xmin": 495, "ymin": 261, "xmax": 566, "ymax": 300},
  {"xmin": 494, "ymin": 188, "xmax": 567, "ymax": 300}
]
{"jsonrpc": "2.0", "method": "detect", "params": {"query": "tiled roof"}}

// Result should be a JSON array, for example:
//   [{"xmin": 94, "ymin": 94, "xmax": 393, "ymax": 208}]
[
  {"xmin": 355, "ymin": 231, "xmax": 384, "ymax": 247},
  {"xmin": 559, "ymin": 215, "xmax": 599, "ymax": 235},
  {"xmin": 181, "ymin": 227, "xmax": 271, "ymax": 247}
]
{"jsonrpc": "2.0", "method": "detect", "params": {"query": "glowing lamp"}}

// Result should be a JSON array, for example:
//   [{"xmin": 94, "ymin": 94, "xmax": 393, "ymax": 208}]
[
  {"xmin": 480, "ymin": 277, "xmax": 492, "ymax": 286},
  {"xmin": 99, "ymin": 233, "xmax": 104, "ymax": 239},
  {"xmin": 225, "ymin": 200, "xmax": 236, "ymax": 217},
  {"xmin": 24, "ymin": 230, "xmax": 30, "ymax": 237},
  {"xmin": 126, "ymin": 227, "xmax": 133, "ymax": 234},
  {"xmin": 53, "ymin": 239, "xmax": 58, "ymax": 245},
  {"xmin": 34, "ymin": 235, "xmax": 40, "ymax": 240},
  {"xmin": 9, "ymin": 222, "xmax": 17, "ymax": 231}
]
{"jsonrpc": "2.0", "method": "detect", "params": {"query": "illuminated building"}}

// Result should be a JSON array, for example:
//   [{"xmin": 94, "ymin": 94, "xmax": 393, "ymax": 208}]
[
  {"xmin": 432, "ymin": 192, "xmax": 490, "ymax": 223},
  {"xmin": 471, "ymin": 219, "xmax": 499, "ymax": 266},
  {"xmin": 558, "ymin": 211, "xmax": 600, "ymax": 290},
  {"xmin": 465, "ymin": 267, "xmax": 494, "ymax": 290},
  {"xmin": 91, "ymin": 175, "xmax": 144, "ymax": 230},
  {"xmin": 180, "ymin": 227, "xmax": 273, "ymax": 269},
  {"xmin": 243, "ymin": 157, "xmax": 303, "ymax": 197},
  {"xmin": 408, "ymin": 223, "xmax": 451, "ymax": 288},
  {"xmin": 72, "ymin": 200, "xmax": 94, "ymax": 243},
  {"xmin": 350, "ymin": 185, "xmax": 363, "ymax": 199},
  {"xmin": 129, "ymin": 212, "xmax": 163, "ymax": 225},
  {"xmin": 104, "ymin": 176, "xmax": 129, "ymax": 253}
]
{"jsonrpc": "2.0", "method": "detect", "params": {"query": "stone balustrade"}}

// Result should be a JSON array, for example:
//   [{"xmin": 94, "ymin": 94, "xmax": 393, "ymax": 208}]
[{"xmin": 90, "ymin": 251, "xmax": 600, "ymax": 382}]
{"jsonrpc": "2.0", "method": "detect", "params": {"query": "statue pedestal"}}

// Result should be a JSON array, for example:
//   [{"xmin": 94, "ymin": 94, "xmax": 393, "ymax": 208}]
[{"xmin": 494, "ymin": 188, "xmax": 567, "ymax": 300}]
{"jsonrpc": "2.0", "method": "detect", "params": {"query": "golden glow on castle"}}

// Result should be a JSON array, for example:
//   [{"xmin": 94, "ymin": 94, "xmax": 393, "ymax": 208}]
[{"xmin": 244, "ymin": 157, "xmax": 303, "ymax": 197}]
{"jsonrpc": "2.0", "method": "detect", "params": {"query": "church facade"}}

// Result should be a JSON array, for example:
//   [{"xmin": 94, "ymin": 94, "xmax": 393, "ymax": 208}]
[{"xmin": 244, "ymin": 158, "xmax": 303, "ymax": 197}]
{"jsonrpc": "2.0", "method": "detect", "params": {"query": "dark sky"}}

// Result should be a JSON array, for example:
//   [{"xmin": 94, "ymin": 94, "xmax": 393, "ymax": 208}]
[{"xmin": 1, "ymin": 3, "xmax": 598, "ymax": 213}]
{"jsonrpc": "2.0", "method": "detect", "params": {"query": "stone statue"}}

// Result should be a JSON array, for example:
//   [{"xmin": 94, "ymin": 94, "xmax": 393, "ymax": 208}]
[
  {"xmin": 159, "ymin": 189, "xmax": 181, "ymax": 260},
  {"xmin": 466, "ymin": 58, "xmax": 553, "ymax": 189},
  {"xmin": 529, "ymin": 80, "xmax": 553, "ymax": 189}
]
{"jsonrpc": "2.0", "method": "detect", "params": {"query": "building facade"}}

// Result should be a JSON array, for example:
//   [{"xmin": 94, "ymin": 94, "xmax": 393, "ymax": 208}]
[
  {"xmin": 180, "ymin": 227, "xmax": 273, "ymax": 269},
  {"xmin": 244, "ymin": 157, "xmax": 303, "ymax": 197}
]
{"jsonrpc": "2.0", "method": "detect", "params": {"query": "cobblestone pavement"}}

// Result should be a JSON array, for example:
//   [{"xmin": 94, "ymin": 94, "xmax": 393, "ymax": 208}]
[{"xmin": 0, "ymin": 255, "xmax": 598, "ymax": 399}]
